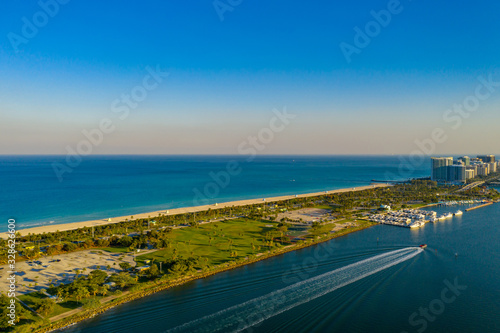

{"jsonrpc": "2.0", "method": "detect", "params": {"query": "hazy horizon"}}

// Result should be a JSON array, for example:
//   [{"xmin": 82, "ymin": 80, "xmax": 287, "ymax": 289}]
[{"xmin": 1, "ymin": 1, "xmax": 499, "ymax": 155}]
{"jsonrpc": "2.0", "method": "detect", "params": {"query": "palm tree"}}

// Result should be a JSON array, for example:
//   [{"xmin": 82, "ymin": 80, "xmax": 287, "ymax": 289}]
[
  {"xmin": 98, "ymin": 285, "xmax": 108, "ymax": 297},
  {"xmin": 75, "ymin": 287, "xmax": 88, "ymax": 304},
  {"xmin": 90, "ymin": 283, "xmax": 99, "ymax": 297}
]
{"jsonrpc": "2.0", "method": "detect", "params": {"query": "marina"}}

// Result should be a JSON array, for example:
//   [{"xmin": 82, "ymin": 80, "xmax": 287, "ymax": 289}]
[
  {"xmin": 369, "ymin": 208, "xmax": 438, "ymax": 229},
  {"xmin": 436, "ymin": 200, "xmax": 485, "ymax": 207},
  {"xmin": 368, "ymin": 207, "xmax": 471, "ymax": 228}
]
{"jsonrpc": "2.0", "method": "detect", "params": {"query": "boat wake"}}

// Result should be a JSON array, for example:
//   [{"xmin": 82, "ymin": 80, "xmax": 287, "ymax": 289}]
[{"xmin": 165, "ymin": 247, "xmax": 423, "ymax": 333}]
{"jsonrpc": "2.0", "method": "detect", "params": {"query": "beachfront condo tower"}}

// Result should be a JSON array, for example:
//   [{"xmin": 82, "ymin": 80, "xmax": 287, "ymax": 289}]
[
  {"xmin": 458, "ymin": 156, "xmax": 471, "ymax": 166},
  {"xmin": 478, "ymin": 155, "xmax": 496, "ymax": 163},
  {"xmin": 431, "ymin": 157, "xmax": 453, "ymax": 182}
]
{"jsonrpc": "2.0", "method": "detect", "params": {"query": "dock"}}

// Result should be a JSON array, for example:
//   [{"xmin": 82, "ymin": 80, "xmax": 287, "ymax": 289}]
[{"xmin": 466, "ymin": 202, "xmax": 494, "ymax": 212}]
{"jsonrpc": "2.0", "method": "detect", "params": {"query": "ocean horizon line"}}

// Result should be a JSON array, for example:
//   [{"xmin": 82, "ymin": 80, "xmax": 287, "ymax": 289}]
[{"xmin": 1, "ymin": 153, "xmax": 498, "ymax": 157}]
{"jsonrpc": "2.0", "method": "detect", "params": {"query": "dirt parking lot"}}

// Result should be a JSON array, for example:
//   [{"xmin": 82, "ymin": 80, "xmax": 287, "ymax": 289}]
[
  {"xmin": 277, "ymin": 208, "xmax": 336, "ymax": 224},
  {"xmin": 0, "ymin": 249, "xmax": 154, "ymax": 295}
]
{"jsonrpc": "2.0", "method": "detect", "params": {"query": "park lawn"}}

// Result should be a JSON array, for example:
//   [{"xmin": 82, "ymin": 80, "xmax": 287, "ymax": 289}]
[
  {"xmin": 97, "ymin": 247, "xmax": 131, "ymax": 253},
  {"xmin": 18, "ymin": 291, "xmax": 46, "ymax": 309},
  {"xmin": 286, "ymin": 225, "xmax": 309, "ymax": 237},
  {"xmin": 343, "ymin": 219, "xmax": 375, "ymax": 229},
  {"xmin": 136, "ymin": 218, "xmax": 279, "ymax": 267},
  {"xmin": 49, "ymin": 299, "xmax": 82, "ymax": 317},
  {"xmin": 408, "ymin": 203, "xmax": 430, "ymax": 208},
  {"xmin": 18, "ymin": 291, "xmax": 82, "ymax": 318},
  {"xmin": 308, "ymin": 223, "xmax": 336, "ymax": 237},
  {"xmin": 308, "ymin": 219, "xmax": 373, "ymax": 238},
  {"xmin": 313, "ymin": 204, "xmax": 336, "ymax": 210}
]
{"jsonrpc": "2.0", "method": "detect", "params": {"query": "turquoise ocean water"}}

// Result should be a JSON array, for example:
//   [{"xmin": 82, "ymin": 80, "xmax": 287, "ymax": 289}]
[{"xmin": 1, "ymin": 155, "xmax": 429, "ymax": 230}]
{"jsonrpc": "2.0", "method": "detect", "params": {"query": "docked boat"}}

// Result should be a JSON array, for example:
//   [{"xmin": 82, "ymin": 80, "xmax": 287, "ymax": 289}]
[
  {"xmin": 410, "ymin": 221, "xmax": 425, "ymax": 228},
  {"xmin": 454, "ymin": 210, "xmax": 463, "ymax": 216},
  {"xmin": 445, "ymin": 213, "xmax": 453, "ymax": 219}
]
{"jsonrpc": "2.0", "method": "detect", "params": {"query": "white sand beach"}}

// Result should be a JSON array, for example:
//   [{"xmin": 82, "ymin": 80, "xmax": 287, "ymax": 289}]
[{"xmin": 1, "ymin": 184, "xmax": 389, "ymax": 238}]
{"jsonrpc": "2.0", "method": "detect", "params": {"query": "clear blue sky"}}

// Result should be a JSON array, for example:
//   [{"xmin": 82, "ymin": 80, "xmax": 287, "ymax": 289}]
[{"xmin": 1, "ymin": 0, "xmax": 499, "ymax": 155}]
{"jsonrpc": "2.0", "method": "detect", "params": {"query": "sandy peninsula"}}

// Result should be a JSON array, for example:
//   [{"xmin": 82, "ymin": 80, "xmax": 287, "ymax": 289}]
[{"xmin": 2, "ymin": 184, "xmax": 389, "ymax": 238}]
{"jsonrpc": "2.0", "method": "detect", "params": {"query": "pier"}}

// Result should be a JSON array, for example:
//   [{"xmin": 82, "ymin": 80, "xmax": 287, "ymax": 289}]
[{"xmin": 466, "ymin": 202, "xmax": 494, "ymax": 212}]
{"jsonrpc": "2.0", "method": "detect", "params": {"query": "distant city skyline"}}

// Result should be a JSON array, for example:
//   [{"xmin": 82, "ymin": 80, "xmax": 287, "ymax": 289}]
[
  {"xmin": 431, "ymin": 154, "xmax": 498, "ymax": 183},
  {"xmin": 1, "ymin": 1, "xmax": 500, "ymax": 155}
]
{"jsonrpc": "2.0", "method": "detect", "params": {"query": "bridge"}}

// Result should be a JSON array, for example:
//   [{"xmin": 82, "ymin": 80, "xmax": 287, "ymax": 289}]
[{"xmin": 456, "ymin": 181, "xmax": 485, "ymax": 193}]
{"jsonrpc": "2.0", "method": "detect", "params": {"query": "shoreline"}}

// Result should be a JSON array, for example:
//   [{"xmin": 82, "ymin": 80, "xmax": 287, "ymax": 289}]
[
  {"xmin": 36, "ymin": 221, "xmax": 376, "ymax": 333},
  {"xmin": 5, "ymin": 184, "xmax": 389, "ymax": 238}
]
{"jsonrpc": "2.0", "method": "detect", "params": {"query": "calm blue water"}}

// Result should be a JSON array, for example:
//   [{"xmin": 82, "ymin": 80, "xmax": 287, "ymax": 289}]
[
  {"xmin": 64, "ymin": 203, "xmax": 500, "ymax": 333},
  {"xmin": 0, "ymin": 155, "xmax": 428, "ymax": 230}
]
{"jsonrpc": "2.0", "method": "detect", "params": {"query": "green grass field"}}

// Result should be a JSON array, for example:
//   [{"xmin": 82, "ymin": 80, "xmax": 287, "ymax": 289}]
[
  {"xmin": 18, "ymin": 291, "xmax": 81, "ymax": 318},
  {"xmin": 97, "ymin": 247, "xmax": 131, "ymax": 253},
  {"xmin": 136, "ymin": 218, "xmax": 279, "ymax": 267},
  {"xmin": 135, "ymin": 218, "xmax": 374, "ymax": 270}
]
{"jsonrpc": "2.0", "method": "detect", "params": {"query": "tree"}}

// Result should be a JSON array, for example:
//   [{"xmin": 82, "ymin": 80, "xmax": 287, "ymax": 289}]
[
  {"xmin": 0, "ymin": 294, "xmax": 28, "ymax": 329},
  {"xmin": 36, "ymin": 299, "xmax": 55, "ymax": 317},
  {"xmin": 88, "ymin": 282, "xmax": 100, "ymax": 297},
  {"xmin": 23, "ymin": 248, "xmax": 40, "ymax": 260},
  {"xmin": 56, "ymin": 288, "xmax": 64, "ymax": 300},
  {"xmin": 119, "ymin": 262, "xmax": 132, "ymax": 271},
  {"xmin": 109, "ymin": 272, "xmax": 136, "ymax": 289},
  {"xmin": 98, "ymin": 285, "xmax": 109, "ymax": 297},
  {"xmin": 74, "ymin": 286, "xmax": 90, "ymax": 304},
  {"xmin": 46, "ymin": 246, "xmax": 58, "ymax": 256},
  {"xmin": 164, "ymin": 257, "xmax": 199, "ymax": 276},
  {"xmin": 89, "ymin": 270, "xmax": 108, "ymax": 284},
  {"xmin": 147, "ymin": 264, "xmax": 160, "ymax": 279},
  {"xmin": 63, "ymin": 242, "xmax": 77, "ymax": 252},
  {"xmin": 84, "ymin": 239, "xmax": 95, "ymax": 249},
  {"xmin": 119, "ymin": 236, "xmax": 133, "ymax": 247}
]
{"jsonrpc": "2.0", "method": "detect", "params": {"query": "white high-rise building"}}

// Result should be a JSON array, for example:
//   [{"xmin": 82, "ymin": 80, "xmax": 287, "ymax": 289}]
[
  {"xmin": 431, "ymin": 157, "xmax": 453, "ymax": 181},
  {"xmin": 477, "ymin": 164, "xmax": 489, "ymax": 177}
]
